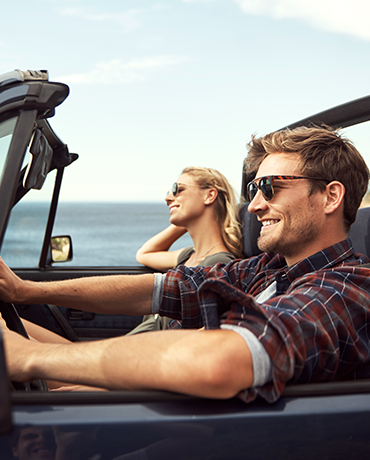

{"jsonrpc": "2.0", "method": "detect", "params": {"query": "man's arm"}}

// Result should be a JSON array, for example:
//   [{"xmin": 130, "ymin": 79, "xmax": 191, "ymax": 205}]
[
  {"xmin": 2, "ymin": 326, "xmax": 253, "ymax": 399},
  {"xmin": 0, "ymin": 257, "xmax": 154, "ymax": 316}
]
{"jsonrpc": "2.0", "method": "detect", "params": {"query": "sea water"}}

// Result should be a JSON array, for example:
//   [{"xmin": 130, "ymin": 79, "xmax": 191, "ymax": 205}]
[{"xmin": 1, "ymin": 202, "xmax": 193, "ymax": 267}]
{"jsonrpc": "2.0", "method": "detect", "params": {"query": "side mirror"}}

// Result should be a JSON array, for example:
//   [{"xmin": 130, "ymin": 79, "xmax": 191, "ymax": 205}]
[{"xmin": 51, "ymin": 236, "xmax": 73, "ymax": 263}]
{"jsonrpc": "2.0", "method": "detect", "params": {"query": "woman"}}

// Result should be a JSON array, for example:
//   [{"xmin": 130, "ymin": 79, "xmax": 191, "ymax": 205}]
[
  {"xmin": 136, "ymin": 166, "xmax": 243, "ymax": 270},
  {"xmin": 130, "ymin": 166, "xmax": 243, "ymax": 334}
]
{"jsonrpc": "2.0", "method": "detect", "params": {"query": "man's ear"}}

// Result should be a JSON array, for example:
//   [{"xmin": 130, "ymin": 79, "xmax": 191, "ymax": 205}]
[
  {"xmin": 204, "ymin": 188, "xmax": 218, "ymax": 205},
  {"xmin": 324, "ymin": 181, "xmax": 345, "ymax": 215}
]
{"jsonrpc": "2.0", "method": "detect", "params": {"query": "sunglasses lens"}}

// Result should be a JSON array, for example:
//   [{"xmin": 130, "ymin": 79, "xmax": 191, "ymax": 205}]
[
  {"xmin": 248, "ymin": 183, "xmax": 257, "ymax": 202},
  {"xmin": 248, "ymin": 177, "xmax": 274, "ymax": 202},
  {"xmin": 260, "ymin": 177, "xmax": 273, "ymax": 201},
  {"xmin": 167, "ymin": 183, "xmax": 177, "ymax": 196}
]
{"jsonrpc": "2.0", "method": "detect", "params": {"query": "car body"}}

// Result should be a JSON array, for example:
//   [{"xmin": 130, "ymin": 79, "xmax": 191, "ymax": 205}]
[{"xmin": 0, "ymin": 69, "xmax": 370, "ymax": 459}]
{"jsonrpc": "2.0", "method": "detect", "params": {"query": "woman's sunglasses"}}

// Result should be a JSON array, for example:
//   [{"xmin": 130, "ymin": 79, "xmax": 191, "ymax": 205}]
[
  {"xmin": 167, "ymin": 182, "xmax": 181, "ymax": 197},
  {"xmin": 166, "ymin": 182, "xmax": 199, "ymax": 197},
  {"xmin": 247, "ymin": 175, "xmax": 329, "ymax": 202}
]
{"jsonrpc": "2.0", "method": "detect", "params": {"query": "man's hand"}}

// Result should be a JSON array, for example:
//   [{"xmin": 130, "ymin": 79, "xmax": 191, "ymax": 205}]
[
  {"xmin": 0, "ymin": 320, "xmax": 35, "ymax": 382},
  {"xmin": 1, "ymin": 312, "xmax": 47, "ymax": 383},
  {"xmin": 0, "ymin": 257, "xmax": 26, "ymax": 303}
]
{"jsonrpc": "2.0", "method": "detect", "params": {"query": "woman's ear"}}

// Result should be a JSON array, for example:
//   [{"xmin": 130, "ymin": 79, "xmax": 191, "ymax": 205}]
[
  {"xmin": 324, "ymin": 181, "xmax": 346, "ymax": 215},
  {"xmin": 204, "ymin": 188, "xmax": 218, "ymax": 205}
]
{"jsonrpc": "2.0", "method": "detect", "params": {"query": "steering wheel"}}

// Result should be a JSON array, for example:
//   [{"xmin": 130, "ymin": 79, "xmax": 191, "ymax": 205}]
[{"xmin": 0, "ymin": 300, "xmax": 48, "ymax": 391}]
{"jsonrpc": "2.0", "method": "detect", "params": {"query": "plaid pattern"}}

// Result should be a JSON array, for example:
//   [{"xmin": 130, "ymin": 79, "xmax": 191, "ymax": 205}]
[{"xmin": 160, "ymin": 238, "xmax": 370, "ymax": 403}]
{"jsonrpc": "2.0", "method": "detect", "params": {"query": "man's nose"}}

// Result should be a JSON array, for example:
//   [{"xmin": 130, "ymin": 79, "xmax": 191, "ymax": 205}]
[{"xmin": 248, "ymin": 189, "xmax": 268, "ymax": 214}]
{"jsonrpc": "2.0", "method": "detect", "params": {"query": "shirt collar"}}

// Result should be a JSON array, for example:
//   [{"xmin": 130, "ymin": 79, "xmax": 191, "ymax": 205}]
[{"xmin": 278, "ymin": 238, "xmax": 356, "ymax": 283}]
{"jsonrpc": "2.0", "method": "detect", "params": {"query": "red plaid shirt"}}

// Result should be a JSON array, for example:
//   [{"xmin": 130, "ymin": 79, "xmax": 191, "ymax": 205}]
[{"xmin": 159, "ymin": 239, "xmax": 370, "ymax": 403}]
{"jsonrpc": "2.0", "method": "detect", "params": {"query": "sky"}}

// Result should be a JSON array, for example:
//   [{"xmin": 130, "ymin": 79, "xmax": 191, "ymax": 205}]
[{"xmin": 1, "ymin": 0, "xmax": 370, "ymax": 202}]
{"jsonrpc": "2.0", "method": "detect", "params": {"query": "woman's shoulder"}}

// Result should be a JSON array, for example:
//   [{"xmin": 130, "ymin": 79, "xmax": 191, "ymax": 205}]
[{"xmin": 201, "ymin": 251, "xmax": 236, "ymax": 266}]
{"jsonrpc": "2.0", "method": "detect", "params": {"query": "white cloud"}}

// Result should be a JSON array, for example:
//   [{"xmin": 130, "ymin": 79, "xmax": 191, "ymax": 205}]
[
  {"xmin": 55, "ymin": 56, "xmax": 188, "ymax": 84},
  {"xmin": 59, "ymin": 7, "xmax": 144, "ymax": 30},
  {"xmin": 233, "ymin": 0, "xmax": 370, "ymax": 40}
]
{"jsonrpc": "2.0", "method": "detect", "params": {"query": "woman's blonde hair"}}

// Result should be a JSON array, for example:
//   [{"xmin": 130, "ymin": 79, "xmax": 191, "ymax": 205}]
[{"xmin": 182, "ymin": 166, "xmax": 243, "ymax": 258}]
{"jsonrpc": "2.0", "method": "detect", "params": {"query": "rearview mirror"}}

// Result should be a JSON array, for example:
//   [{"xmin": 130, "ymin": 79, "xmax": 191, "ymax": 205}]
[{"xmin": 51, "ymin": 236, "xmax": 73, "ymax": 263}]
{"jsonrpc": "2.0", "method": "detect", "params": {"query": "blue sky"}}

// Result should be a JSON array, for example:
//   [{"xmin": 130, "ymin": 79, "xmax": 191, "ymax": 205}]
[{"xmin": 1, "ymin": 0, "xmax": 370, "ymax": 202}]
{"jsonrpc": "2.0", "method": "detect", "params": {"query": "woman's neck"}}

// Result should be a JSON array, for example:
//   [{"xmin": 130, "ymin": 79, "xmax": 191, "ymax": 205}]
[{"xmin": 187, "ymin": 218, "xmax": 228, "ymax": 263}]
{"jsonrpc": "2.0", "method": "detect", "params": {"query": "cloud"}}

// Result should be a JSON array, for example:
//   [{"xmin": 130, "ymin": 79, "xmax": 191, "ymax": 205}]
[
  {"xmin": 181, "ymin": 0, "xmax": 370, "ymax": 40},
  {"xmin": 55, "ymin": 56, "xmax": 189, "ymax": 84},
  {"xmin": 233, "ymin": 0, "xmax": 370, "ymax": 40},
  {"xmin": 58, "ymin": 7, "xmax": 144, "ymax": 30}
]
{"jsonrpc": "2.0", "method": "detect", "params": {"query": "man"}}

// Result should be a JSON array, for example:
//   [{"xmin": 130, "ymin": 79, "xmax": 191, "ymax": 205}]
[
  {"xmin": 9, "ymin": 427, "xmax": 56, "ymax": 460},
  {"xmin": 1, "ymin": 125, "xmax": 370, "ymax": 404},
  {"xmin": 8, "ymin": 426, "xmax": 98, "ymax": 460}
]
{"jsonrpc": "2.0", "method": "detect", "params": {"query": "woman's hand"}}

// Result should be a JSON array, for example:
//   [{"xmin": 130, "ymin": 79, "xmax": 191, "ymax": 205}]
[{"xmin": 51, "ymin": 384, "xmax": 108, "ymax": 392}]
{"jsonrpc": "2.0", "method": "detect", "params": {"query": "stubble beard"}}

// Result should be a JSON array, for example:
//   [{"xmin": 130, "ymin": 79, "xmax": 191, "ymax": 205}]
[{"xmin": 257, "ymin": 209, "xmax": 320, "ymax": 260}]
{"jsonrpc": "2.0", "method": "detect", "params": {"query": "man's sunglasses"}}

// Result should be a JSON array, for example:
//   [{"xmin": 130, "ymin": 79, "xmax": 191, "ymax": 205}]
[{"xmin": 247, "ymin": 175, "xmax": 329, "ymax": 202}]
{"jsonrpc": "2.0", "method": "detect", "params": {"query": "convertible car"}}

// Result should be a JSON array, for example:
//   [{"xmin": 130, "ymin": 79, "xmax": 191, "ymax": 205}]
[{"xmin": 0, "ymin": 69, "xmax": 370, "ymax": 459}]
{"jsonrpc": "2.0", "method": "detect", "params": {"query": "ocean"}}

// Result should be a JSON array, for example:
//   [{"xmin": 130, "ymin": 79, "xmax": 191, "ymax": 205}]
[{"xmin": 1, "ymin": 202, "xmax": 193, "ymax": 268}]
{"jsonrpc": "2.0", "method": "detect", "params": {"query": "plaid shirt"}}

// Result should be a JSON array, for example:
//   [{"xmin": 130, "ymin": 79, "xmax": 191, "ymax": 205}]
[{"xmin": 159, "ymin": 238, "xmax": 370, "ymax": 403}]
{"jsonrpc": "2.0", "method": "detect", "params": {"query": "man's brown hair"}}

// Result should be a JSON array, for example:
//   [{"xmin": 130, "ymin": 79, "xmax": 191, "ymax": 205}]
[{"xmin": 244, "ymin": 125, "xmax": 370, "ymax": 230}]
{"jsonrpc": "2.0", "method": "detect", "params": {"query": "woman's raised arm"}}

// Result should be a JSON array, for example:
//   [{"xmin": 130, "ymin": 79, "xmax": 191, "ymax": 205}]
[{"xmin": 136, "ymin": 224, "xmax": 188, "ymax": 271}]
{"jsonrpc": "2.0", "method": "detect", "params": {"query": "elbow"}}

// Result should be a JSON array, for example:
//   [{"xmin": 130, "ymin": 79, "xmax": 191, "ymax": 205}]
[
  {"xmin": 199, "ymin": 356, "xmax": 253, "ymax": 399},
  {"xmin": 136, "ymin": 249, "xmax": 145, "ymax": 264}
]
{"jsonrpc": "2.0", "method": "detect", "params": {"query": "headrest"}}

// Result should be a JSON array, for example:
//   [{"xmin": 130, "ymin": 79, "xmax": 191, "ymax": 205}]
[
  {"xmin": 349, "ymin": 207, "xmax": 370, "ymax": 258},
  {"xmin": 239, "ymin": 202, "xmax": 262, "ymax": 259}
]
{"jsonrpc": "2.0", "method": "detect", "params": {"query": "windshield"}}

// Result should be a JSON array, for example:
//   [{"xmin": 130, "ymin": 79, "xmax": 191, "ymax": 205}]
[{"xmin": 0, "ymin": 117, "xmax": 17, "ymax": 185}]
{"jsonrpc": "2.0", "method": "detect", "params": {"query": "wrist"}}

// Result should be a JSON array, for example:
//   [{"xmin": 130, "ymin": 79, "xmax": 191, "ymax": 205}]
[
  {"xmin": 18, "ymin": 279, "xmax": 43, "ymax": 304},
  {"xmin": 170, "ymin": 224, "xmax": 187, "ymax": 235}
]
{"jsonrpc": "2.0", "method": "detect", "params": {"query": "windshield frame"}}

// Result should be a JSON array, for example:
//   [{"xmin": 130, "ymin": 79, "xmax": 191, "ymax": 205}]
[{"xmin": 0, "ymin": 110, "xmax": 37, "ymax": 250}]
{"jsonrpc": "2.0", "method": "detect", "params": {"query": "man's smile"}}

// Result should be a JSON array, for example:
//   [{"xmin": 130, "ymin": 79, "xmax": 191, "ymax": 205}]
[
  {"xmin": 31, "ymin": 447, "xmax": 55, "ymax": 459},
  {"xmin": 260, "ymin": 219, "xmax": 280, "ymax": 231}
]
